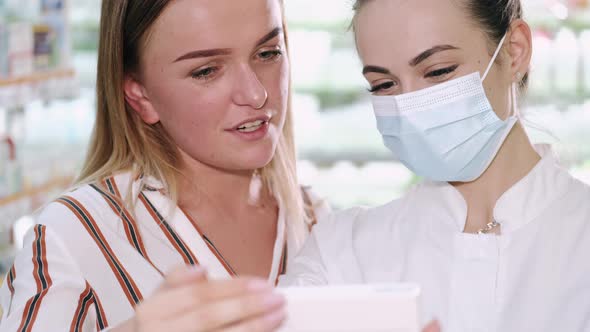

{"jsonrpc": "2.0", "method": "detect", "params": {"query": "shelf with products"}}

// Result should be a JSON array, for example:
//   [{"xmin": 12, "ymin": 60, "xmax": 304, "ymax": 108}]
[
  {"xmin": 524, "ymin": 0, "xmax": 590, "ymax": 32},
  {"xmin": 0, "ymin": 67, "xmax": 77, "ymax": 109},
  {"xmin": 1, "ymin": 0, "xmax": 77, "ymax": 107},
  {"xmin": 0, "ymin": 0, "xmax": 77, "ymax": 271},
  {"xmin": 0, "ymin": 175, "xmax": 72, "ymax": 208},
  {"xmin": 528, "ymin": 10, "xmax": 590, "ymax": 31},
  {"xmin": 0, "ymin": 67, "xmax": 74, "ymax": 86},
  {"xmin": 0, "ymin": 0, "xmax": 76, "ymax": 185}
]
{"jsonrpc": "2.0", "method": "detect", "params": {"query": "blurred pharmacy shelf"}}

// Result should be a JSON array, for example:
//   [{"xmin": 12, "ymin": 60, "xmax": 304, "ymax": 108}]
[
  {"xmin": 0, "ymin": 68, "xmax": 77, "ymax": 108},
  {"xmin": 1, "ymin": 0, "xmax": 77, "ymax": 275}
]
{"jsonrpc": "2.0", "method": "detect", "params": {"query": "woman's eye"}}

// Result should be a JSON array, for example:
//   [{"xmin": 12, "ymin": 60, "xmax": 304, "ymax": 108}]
[
  {"xmin": 191, "ymin": 67, "xmax": 218, "ymax": 80},
  {"xmin": 368, "ymin": 81, "xmax": 396, "ymax": 93},
  {"xmin": 425, "ymin": 65, "xmax": 459, "ymax": 78},
  {"xmin": 258, "ymin": 50, "xmax": 283, "ymax": 61}
]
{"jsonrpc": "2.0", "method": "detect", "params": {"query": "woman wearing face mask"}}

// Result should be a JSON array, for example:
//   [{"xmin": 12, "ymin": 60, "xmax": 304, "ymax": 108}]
[
  {"xmin": 283, "ymin": 0, "xmax": 590, "ymax": 331},
  {"xmin": 0, "ymin": 1, "xmax": 329, "ymax": 331}
]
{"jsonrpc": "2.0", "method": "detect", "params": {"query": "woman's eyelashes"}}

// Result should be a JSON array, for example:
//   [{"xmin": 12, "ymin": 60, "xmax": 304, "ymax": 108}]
[
  {"xmin": 190, "ymin": 47, "xmax": 283, "ymax": 81},
  {"xmin": 368, "ymin": 81, "xmax": 397, "ymax": 93},
  {"xmin": 257, "ymin": 48, "xmax": 283, "ymax": 62},
  {"xmin": 424, "ymin": 64, "xmax": 459, "ymax": 79},
  {"xmin": 191, "ymin": 66, "xmax": 220, "ymax": 80},
  {"xmin": 368, "ymin": 64, "xmax": 460, "ymax": 93}
]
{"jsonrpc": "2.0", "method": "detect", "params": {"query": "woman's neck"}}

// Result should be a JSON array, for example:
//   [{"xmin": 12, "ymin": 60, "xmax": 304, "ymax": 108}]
[
  {"xmin": 176, "ymin": 153, "xmax": 268, "ymax": 220},
  {"xmin": 173, "ymin": 155, "xmax": 279, "ymax": 278},
  {"xmin": 451, "ymin": 122, "xmax": 541, "ymax": 233}
]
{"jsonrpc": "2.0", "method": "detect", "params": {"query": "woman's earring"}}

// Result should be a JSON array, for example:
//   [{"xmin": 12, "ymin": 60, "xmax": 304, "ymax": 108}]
[
  {"xmin": 248, "ymin": 169, "xmax": 263, "ymax": 205},
  {"xmin": 511, "ymin": 72, "xmax": 522, "ymax": 118}
]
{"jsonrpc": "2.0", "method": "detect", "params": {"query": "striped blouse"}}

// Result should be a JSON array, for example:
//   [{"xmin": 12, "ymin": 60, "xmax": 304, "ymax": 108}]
[{"xmin": 0, "ymin": 172, "xmax": 328, "ymax": 331}]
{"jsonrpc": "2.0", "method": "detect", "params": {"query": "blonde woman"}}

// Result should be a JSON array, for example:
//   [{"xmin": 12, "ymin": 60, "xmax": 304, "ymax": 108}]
[{"xmin": 0, "ymin": 0, "xmax": 328, "ymax": 331}]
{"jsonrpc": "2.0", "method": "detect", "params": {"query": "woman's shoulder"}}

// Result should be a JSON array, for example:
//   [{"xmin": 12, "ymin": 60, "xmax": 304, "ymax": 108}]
[
  {"xmin": 557, "ymin": 171, "xmax": 590, "ymax": 220},
  {"xmin": 36, "ymin": 172, "xmax": 136, "ymax": 232},
  {"xmin": 319, "ymin": 181, "xmax": 433, "ymax": 225},
  {"xmin": 311, "ymin": 201, "xmax": 400, "ymax": 243},
  {"xmin": 39, "ymin": 185, "xmax": 103, "ymax": 224},
  {"xmin": 300, "ymin": 186, "xmax": 331, "ymax": 226}
]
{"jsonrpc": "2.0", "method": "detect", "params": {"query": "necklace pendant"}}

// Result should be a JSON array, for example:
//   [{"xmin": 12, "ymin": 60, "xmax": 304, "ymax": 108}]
[{"xmin": 478, "ymin": 220, "xmax": 501, "ymax": 235}]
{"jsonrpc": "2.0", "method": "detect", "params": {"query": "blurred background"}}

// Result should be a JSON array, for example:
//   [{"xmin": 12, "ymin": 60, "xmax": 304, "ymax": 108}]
[{"xmin": 0, "ymin": 0, "xmax": 590, "ymax": 273}]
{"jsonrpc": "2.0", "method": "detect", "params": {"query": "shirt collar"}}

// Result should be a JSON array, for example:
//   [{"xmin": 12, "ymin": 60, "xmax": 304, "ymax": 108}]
[
  {"xmin": 423, "ymin": 145, "xmax": 573, "ymax": 233},
  {"xmin": 492, "ymin": 144, "xmax": 573, "ymax": 233}
]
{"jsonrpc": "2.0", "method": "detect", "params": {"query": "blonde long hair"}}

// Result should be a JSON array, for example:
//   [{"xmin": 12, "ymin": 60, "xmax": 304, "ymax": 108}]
[{"xmin": 78, "ymin": 0, "xmax": 308, "ymax": 246}]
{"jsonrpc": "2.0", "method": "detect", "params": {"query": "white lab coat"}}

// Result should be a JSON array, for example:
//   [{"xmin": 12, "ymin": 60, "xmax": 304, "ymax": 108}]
[{"xmin": 282, "ymin": 145, "xmax": 590, "ymax": 332}]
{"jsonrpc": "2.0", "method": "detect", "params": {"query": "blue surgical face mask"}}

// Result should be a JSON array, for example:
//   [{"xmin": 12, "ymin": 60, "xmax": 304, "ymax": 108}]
[{"xmin": 371, "ymin": 34, "xmax": 518, "ymax": 182}]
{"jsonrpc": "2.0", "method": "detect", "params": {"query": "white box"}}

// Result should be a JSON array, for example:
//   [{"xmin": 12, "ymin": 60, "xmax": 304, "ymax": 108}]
[{"xmin": 277, "ymin": 283, "xmax": 420, "ymax": 332}]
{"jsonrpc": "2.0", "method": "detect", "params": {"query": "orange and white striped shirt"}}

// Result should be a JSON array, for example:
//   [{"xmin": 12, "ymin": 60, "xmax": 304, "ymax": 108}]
[{"xmin": 0, "ymin": 172, "xmax": 328, "ymax": 331}]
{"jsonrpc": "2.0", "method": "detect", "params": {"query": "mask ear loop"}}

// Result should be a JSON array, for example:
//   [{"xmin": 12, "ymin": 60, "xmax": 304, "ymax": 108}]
[
  {"xmin": 482, "ymin": 34, "xmax": 508, "ymax": 81},
  {"xmin": 482, "ymin": 33, "xmax": 515, "ymax": 121}
]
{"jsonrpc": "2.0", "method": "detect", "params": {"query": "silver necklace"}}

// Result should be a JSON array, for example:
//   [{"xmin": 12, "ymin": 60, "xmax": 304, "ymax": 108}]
[{"xmin": 477, "ymin": 220, "xmax": 501, "ymax": 234}]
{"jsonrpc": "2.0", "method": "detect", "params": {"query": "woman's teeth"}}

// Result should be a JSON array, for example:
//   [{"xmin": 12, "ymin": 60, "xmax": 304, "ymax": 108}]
[{"xmin": 237, "ymin": 120, "xmax": 265, "ymax": 132}]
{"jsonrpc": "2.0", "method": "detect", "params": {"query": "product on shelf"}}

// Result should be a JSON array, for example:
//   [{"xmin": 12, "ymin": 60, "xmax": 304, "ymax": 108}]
[
  {"xmin": 531, "ymin": 31, "xmax": 553, "ymax": 97},
  {"xmin": 33, "ymin": 24, "xmax": 53, "ymax": 70},
  {"xmin": 0, "ymin": 0, "xmax": 76, "ymax": 270},
  {"xmin": 2, "ymin": 22, "xmax": 34, "ymax": 78},
  {"xmin": 41, "ymin": 0, "xmax": 65, "ymax": 12},
  {"xmin": 1, "ymin": 0, "xmax": 69, "ymax": 79},
  {"xmin": 0, "ymin": 136, "xmax": 22, "ymax": 197},
  {"xmin": 581, "ymin": 30, "xmax": 590, "ymax": 94},
  {"xmin": 554, "ymin": 28, "xmax": 580, "ymax": 96}
]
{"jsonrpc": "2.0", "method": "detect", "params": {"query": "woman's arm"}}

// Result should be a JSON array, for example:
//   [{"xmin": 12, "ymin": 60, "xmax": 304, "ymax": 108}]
[
  {"xmin": 279, "ymin": 230, "xmax": 330, "ymax": 287},
  {"xmin": 1, "ymin": 222, "xmax": 286, "ymax": 332},
  {"xmin": 280, "ymin": 207, "xmax": 366, "ymax": 287},
  {"xmin": 0, "ymin": 224, "xmax": 101, "ymax": 331}
]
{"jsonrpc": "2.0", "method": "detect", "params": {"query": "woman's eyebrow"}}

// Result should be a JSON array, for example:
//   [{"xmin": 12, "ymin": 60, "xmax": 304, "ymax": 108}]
[
  {"xmin": 409, "ymin": 45, "xmax": 460, "ymax": 67},
  {"xmin": 173, "ymin": 27, "xmax": 282, "ymax": 63}
]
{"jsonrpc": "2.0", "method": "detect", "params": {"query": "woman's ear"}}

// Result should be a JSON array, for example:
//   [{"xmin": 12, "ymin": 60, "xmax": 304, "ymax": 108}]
[
  {"xmin": 507, "ymin": 19, "xmax": 533, "ymax": 81},
  {"xmin": 124, "ymin": 75, "xmax": 160, "ymax": 124}
]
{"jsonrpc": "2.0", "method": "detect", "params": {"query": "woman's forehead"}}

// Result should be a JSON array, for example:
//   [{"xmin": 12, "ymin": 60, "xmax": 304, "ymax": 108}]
[
  {"xmin": 144, "ymin": 0, "xmax": 283, "ymax": 61},
  {"xmin": 354, "ymin": 0, "xmax": 479, "ymax": 65}
]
